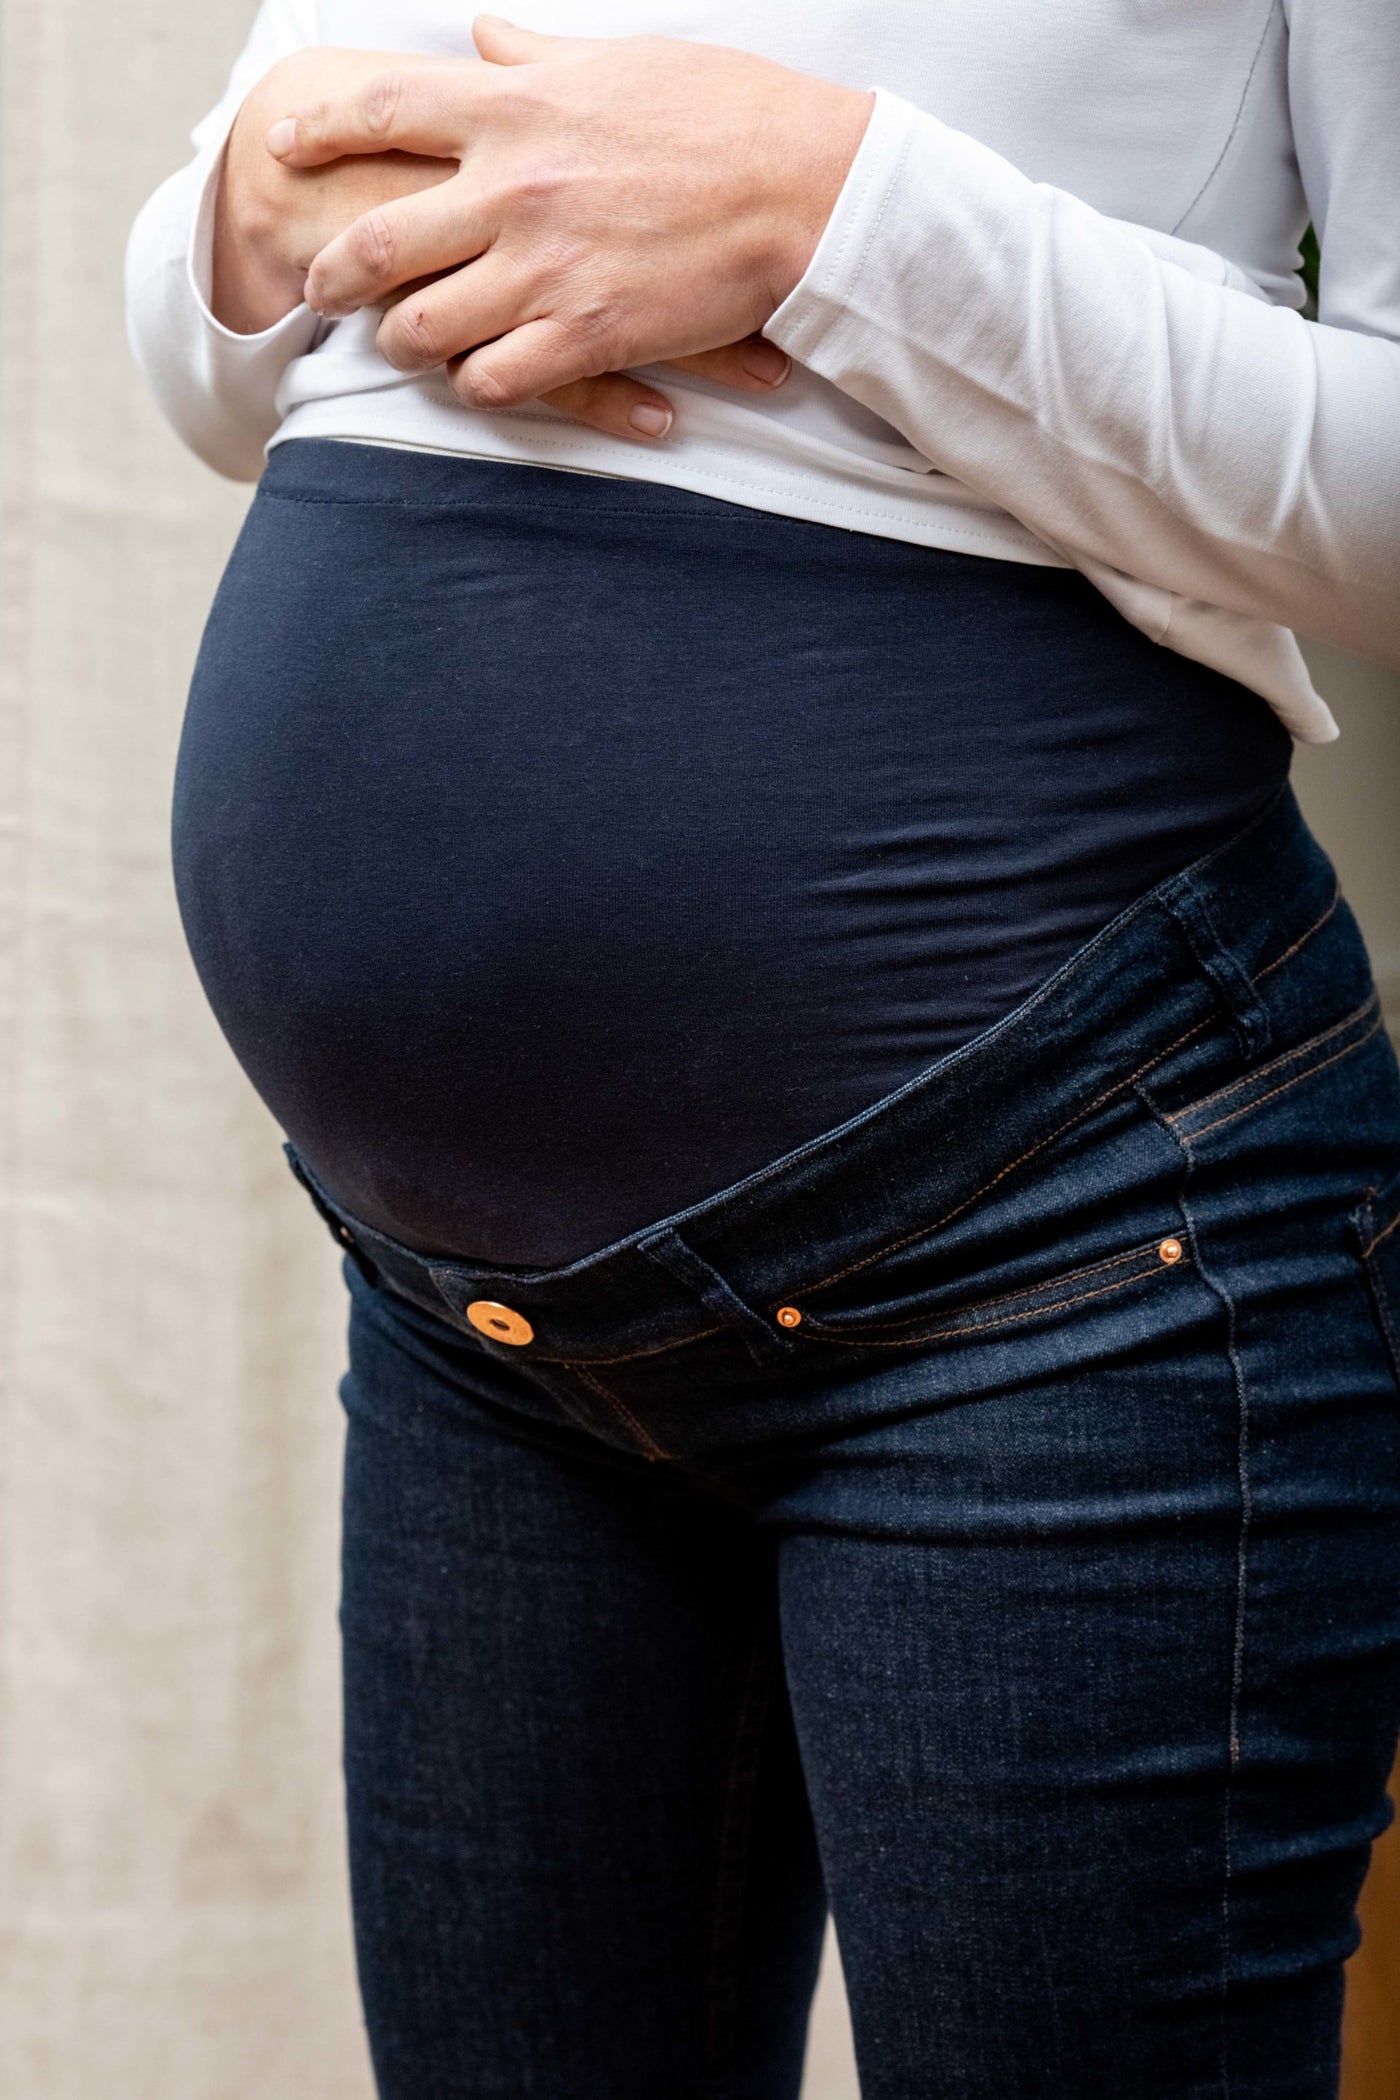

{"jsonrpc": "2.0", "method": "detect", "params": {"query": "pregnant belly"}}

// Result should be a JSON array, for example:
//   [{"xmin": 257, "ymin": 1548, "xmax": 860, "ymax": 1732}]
[{"xmin": 172, "ymin": 440, "xmax": 1290, "ymax": 1267}]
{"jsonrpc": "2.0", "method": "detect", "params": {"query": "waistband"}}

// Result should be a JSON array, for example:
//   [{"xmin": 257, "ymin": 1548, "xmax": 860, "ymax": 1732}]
[
  {"xmin": 260, "ymin": 437, "xmax": 1068, "ymax": 583},
  {"xmin": 286, "ymin": 785, "xmax": 1354, "ymax": 1367}
]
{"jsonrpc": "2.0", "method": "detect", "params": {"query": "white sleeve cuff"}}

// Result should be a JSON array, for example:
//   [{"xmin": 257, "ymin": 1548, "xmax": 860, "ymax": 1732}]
[
  {"xmin": 126, "ymin": 106, "xmax": 322, "ymax": 480},
  {"xmin": 185, "ymin": 127, "xmax": 319, "ymax": 353},
  {"xmin": 765, "ymin": 88, "xmax": 923, "ymax": 371}
]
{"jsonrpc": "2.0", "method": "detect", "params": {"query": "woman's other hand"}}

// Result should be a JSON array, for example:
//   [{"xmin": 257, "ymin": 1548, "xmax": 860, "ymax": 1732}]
[
  {"xmin": 213, "ymin": 49, "xmax": 459, "ymax": 336},
  {"xmin": 271, "ymin": 18, "xmax": 872, "ymax": 419}
]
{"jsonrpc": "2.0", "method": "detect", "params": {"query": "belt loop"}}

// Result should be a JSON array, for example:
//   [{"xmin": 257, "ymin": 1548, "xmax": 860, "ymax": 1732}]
[
  {"xmin": 636, "ymin": 1225, "xmax": 797, "ymax": 1362},
  {"xmin": 1161, "ymin": 875, "xmax": 1272, "ymax": 1060}
]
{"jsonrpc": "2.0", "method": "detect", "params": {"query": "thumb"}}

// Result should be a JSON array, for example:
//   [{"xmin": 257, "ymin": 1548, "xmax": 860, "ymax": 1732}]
[{"xmin": 472, "ymin": 16, "xmax": 566, "ymax": 64}]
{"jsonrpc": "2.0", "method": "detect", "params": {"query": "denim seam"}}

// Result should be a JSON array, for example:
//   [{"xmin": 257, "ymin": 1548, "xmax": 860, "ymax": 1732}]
[
  {"xmin": 801, "ymin": 1241, "xmax": 1182, "ymax": 1346},
  {"xmin": 1364, "ymin": 1209, "xmax": 1400, "ymax": 1262},
  {"xmin": 1207, "ymin": 1163, "xmax": 1249, "ymax": 2100},
  {"xmin": 1173, "ymin": 1004, "xmax": 1383, "ymax": 1143},
  {"xmin": 793, "ymin": 1014, "xmax": 1214, "ymax": 1302},
  {"xmin": 805, "ymin": 1239, "xmax": 1158, "ymax": 1334},
  {"xmin": 1251, "ymin": 883, "xmax": 1340, "ymax": 983},
  {"xmin": 703, "ymin": 1633, "xmax": 778, "ymax": 2100},
  {"xmin": 1142, "ymin": 1109, "xmax": 1247, "ymax": 2099},
  {"xmin": 1167, "ymin": 991, "xmax": 1379, "ymax": 1130},
  {"xmin": 568, "ymin": 1361, "xmax": 673, "ymax": 1463}
]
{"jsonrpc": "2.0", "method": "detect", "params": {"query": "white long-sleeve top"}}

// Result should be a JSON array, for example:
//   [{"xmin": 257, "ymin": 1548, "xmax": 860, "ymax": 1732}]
[{"xmin": 126, "ymin": 0, "xmax": 1400, "ymax": 742}]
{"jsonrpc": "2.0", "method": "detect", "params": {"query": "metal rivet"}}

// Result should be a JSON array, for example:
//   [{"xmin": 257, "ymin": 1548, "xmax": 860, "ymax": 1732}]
[
  {"xmin": 466, "ymin": 1300, "xmax": 535, "ymax": 1347},
  {"xmin": 775, "ymin": 1306, "xmax": 803, "ymax": 1329},
  {"xmin": 1158, "ymin": 1237, "xmax": 1184, "ymax": 1266}
]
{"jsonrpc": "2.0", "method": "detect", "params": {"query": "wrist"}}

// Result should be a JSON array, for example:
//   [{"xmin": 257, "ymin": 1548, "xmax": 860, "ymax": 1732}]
[
  {"xmin": 210, "ymin": 153, "xmax": 306, "ymax": 333},
  {"xmin": 209, "ymin": 73, "xmax": 315, "ymax": 335},
  {"xmin": 764, "ymin": 82, "xmax": 875, "ymax": 314}
]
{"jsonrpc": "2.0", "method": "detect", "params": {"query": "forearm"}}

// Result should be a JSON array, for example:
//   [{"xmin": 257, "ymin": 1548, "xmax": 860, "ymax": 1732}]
[{"xmin": 765, "ymin": 92, "xmax": 1400, "ymax": 668}]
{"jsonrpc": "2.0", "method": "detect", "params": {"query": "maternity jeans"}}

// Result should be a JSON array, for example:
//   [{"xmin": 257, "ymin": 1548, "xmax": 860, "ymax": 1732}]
[{"xmin": 287, "ymin": 784, "xmax": 1400, "ymax": 2100}]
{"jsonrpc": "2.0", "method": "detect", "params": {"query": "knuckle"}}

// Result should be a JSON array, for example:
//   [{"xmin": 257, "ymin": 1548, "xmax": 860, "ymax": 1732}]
[
  {"xmin": 362, "ymin": 70, "xmax": 404, "ymax": 140},
  {"xmin": 511, "ymin": 160, "xmax": 572, "ymax": 214},
  {"xmin": 494, "ymin": 76, "xmax": 560, "ymax": 127},
  {"xmin": 389, "ymin": 300, "xmax": 448, "ymax": 367},
  {"xmin": 560, "ymin": 301, "xmax": 622, "ymax": 374},
  {"xmin": 296, "ymin": 98, "xmax": 332, "ymax": 152},
  {"xmin": 455, "ymin": 362, "xmax": 517, "ymax": 411},
  {"xmin": 351, "ymin": 208, "xmax": 397, "ymax": 281}
]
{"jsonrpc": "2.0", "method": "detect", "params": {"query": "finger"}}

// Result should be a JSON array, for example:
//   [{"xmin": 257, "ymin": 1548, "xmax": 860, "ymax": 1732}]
[
  {"xmin": 662, "ymin": 337, "xmax": 792, "ymax": 391},
  {"xmin": 471, "ymin": 17, "xmax": 579, "ymax": 64},
  {"xmin": 451, "ymin": 315, "xmax": 605, "ymax": 410},
  {"xmin": 531, "ymin": 373, "xmax": 676, "ymax": 443},
  {"xmin": 305, "ymin": 177, "xmax": 491, "ymax": 317},
  {"xmin": 266, "ymin": 60, "xmax": 481, "ymax": 168},
  {"xmin": 374, "ymin": 254, "xmax": 529, "ymax": 373}
]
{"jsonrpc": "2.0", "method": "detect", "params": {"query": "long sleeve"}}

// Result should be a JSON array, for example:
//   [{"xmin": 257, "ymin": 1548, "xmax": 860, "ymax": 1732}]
[
  {"xmin": 765, "ymin": 6, "xmax": 1400, "ymax": 718},
  {"xmin": 125, "ymin": 0, "xmax": 321, "ymax": 481}
]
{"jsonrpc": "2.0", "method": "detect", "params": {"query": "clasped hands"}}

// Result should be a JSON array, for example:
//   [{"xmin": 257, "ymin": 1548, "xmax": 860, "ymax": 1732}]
[{"xmin": 215, "ymin": 14, "xmax": 872, "ymax": 443}]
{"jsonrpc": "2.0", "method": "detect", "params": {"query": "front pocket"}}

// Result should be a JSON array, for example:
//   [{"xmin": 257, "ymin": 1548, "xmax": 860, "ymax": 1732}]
[
  {"xmin": 1354, "ymin": 1165, "xmax": 1400, "ymax": 1386},
  {"xmin": 786, "ymin": 1234, "xmax": 1191, "ymax": 1350}
]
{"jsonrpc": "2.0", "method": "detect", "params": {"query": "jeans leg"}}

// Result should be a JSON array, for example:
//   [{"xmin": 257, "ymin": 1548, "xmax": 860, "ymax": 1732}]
[
  {"xmin": 768, "ymin": 1229, "xmax": 1400, "ymax": 2100},
  {"xmin": 338, "ymin": 1269, "xmax": 827, "ymax": 2100}
]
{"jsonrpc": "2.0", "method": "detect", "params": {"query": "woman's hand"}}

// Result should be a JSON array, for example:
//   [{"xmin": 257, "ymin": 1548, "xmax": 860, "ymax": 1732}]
[
  {"xmin": 213, "ymin": 49, "xmax": 458, "ymax": 336},
  {"xmin": 213, "ymin": 42, "xmax": 804, "ymax": 439},
  {"xmin": 268, "ymin": 17, "xmax": 874, "ymax": 415}
]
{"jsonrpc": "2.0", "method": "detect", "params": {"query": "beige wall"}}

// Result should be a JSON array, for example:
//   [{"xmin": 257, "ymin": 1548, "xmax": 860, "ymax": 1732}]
[{"xmin": 1, "ymin": 5, "xmax": 1395, "ymax": 2096}]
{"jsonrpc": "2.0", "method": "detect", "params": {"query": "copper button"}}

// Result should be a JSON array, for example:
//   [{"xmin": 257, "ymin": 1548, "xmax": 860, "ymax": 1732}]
[
  {"xmin": 1158, "ymin": 1238, "xmax": 1184, "ymax": 1266},
  {"xmin": 466, "ymin": 1300, "xmax": 535, "ymax": 1347},
  {"xmin": 775, "ymin": 1306, "xmax": 803, "ymax": 1329}
]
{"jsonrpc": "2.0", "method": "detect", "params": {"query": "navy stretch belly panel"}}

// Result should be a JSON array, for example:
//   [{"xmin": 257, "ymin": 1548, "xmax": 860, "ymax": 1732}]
[{"xmin": 172, "ymin": 439, "xmax": 1290, "ymax": 1266}]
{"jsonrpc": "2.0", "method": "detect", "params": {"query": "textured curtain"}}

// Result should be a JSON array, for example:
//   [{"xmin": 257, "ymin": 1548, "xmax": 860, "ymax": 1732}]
[{"xmin": 0, "ymin": 4, "xmax": 1394, "ymax": 2096}]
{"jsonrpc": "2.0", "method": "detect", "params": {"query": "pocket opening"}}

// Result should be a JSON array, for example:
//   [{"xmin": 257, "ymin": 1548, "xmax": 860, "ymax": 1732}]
[{"xmin": 783, "ymin": 1234, "xmax": 1190, "ymax": 1351}]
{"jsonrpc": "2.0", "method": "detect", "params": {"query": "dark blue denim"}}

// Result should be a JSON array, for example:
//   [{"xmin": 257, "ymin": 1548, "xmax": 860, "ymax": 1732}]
[{"xmin": 290, "ymin": 785, "xmax": 1400, "ymax": 2100}]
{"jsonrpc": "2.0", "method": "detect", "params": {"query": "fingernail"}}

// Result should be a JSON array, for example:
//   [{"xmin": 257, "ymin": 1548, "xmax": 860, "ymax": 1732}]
[
  {"xmin": 628, "ymin": 403, "xmax": 673, "ymax": 439},
  {"xmin": 741, "ymin": 341, "xmax": 790, "ymax": 386},
  {"xmin": 265, "ymin": 118, "xmax": 298, "ymax": 159}
]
